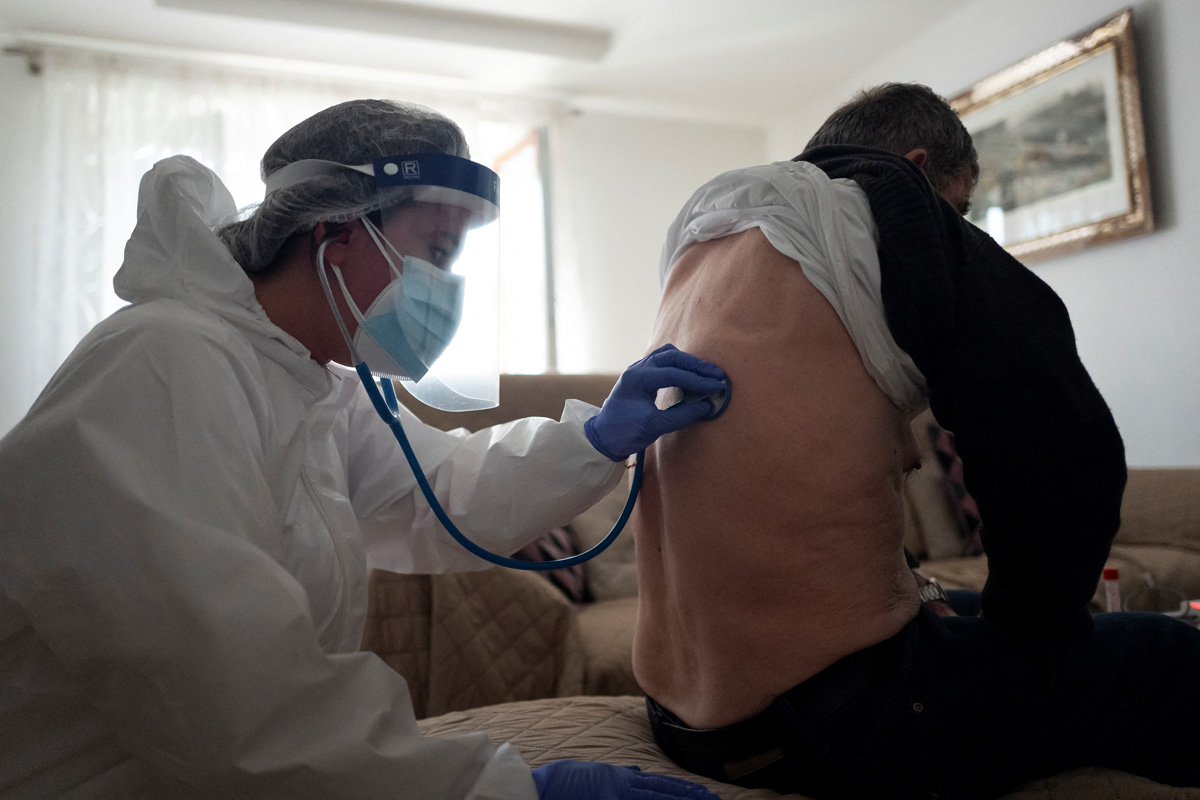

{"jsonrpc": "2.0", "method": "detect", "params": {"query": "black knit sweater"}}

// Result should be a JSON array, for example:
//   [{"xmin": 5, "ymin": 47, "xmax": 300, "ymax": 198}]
[{"xmin": 800, "ymin": 145, "xmax": 1127, "ymax": 637}]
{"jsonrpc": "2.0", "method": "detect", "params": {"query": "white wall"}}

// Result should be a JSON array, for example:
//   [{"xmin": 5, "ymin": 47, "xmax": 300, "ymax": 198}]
[
  {"xmin": 766, "ymin": 0, "xmax": 1200, "ymax": 467},
  {"xmin": 0, "ymin": 55, "xmax": 44, "ymax": 434},
  {"xmin": 551, "ymin": 111, "xmax": 765, "ymax": 373}
]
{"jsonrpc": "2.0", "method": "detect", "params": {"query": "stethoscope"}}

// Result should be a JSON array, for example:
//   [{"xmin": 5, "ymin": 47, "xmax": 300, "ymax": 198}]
[
  {"xmin": 319, "ymin": 226, "xmax": 658, "ymax": 571},
  {"xmin": 353, "ymin": 361, "xmax": 731, "ymax": 571}
]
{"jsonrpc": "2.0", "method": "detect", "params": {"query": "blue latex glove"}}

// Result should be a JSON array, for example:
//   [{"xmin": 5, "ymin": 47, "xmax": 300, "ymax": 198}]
[
  {"xmin": 532, "ymin": 760, "xmax": 721, "ymax": 800},
  {"xmin": 584, "ymin": 344, "xmax": 727, "ymax": 461}
]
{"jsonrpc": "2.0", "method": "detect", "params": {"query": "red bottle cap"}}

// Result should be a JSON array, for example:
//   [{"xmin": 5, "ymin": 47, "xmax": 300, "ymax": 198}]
[{"xmin": 1102, "ymin": 568, "xmax": 1120, "ymax": 581}]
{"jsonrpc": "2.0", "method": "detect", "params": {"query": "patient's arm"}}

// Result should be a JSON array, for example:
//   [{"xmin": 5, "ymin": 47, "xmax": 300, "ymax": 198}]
[
  {"xmin": 911, "ymin": 570, "xmax": 956, "ymax": 618},
  {"xmin": 808, "ymin": 150, "xmax": 1126, "ymax": 637}
]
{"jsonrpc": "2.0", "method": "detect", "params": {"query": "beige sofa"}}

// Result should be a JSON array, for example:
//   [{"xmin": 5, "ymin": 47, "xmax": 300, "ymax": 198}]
[
  {"xmin": 363, "ymin": 373, "xmax": 1200, "ymax": 799},
  {"xmin": 900, "ymin": 413, "xmax": 1200, "ymax": 615}
]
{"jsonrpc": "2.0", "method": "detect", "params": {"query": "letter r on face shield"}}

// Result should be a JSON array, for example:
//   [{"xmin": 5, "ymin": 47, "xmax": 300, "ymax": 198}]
[{"xmin": 402, "ymin": 160, "xmax": 421, "ymax": 179}]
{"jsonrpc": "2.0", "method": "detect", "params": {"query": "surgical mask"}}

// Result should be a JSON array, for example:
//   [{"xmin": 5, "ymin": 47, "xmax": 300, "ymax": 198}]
[{"xmin": 317, "ymin": 219, "xmax": 465, "ymax": 383}]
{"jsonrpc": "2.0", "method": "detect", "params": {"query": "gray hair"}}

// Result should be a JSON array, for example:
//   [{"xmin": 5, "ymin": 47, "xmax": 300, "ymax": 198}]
[
  {"xmin": 803, "ymin": 83, "xmax": 978, "ymax": 192},
  {"xmin": 218, "ymin": 98, "xmax": 470, "ymax": 273}
]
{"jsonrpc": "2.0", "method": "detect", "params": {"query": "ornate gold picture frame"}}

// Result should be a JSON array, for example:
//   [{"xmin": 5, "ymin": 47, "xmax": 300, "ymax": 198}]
[{"xmin": 950, "ymin": 9, "xmax": 1152, "ymax": 263}]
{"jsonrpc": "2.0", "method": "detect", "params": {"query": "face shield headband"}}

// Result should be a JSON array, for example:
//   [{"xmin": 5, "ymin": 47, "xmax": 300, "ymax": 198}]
[
  {"xmin": 265, "ymin": 152, "xmax": 501, "ymax": 412},
  {"xmin": 264, "ymin": 153, "xmax": 499, "ymax": 227}
]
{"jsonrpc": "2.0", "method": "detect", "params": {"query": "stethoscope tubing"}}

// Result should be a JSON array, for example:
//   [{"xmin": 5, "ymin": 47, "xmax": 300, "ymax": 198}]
[{"xmin": 355, "ymin": 362, "xmax": 643, "ymax": 571}]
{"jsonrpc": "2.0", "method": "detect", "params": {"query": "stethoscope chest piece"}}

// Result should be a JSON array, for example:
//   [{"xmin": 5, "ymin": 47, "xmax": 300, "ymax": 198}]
[
  {"xmin": 700, "ymin": 375, "xmax": 732, "ymax": 421},
  {"xmin": 656, "ymin": 375, "xmax": 732, "ymax": 421}
]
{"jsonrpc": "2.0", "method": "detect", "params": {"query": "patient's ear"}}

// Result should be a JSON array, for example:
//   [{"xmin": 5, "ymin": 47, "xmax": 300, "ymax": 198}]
[{"xmin": 904, "ymin": 148, "xmax": 929, "ymax": 168}]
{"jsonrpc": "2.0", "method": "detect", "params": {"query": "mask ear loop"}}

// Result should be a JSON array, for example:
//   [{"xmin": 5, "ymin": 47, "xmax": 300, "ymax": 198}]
[
  {"xmin": 363, "ymin": 214, "xmax": 465, "ymax": 293},
  {"xmin": 314, "ymin": 237, "xmax": 364, "ymax": 366},
  {"xmin": 362, "ymin": 215, "xmax": 408, "ymax": 275},
  {"xmin": 316, "ymin": 219, "xmax": 409, "ymax": 357},
  {"xmin": 328, "ymin": 263, "xmax": 371, "ymax": 329}
]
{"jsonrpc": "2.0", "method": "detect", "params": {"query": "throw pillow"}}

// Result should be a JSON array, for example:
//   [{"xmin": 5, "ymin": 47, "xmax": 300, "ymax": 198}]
[
  {"xmin": 569, "ymin": 480, "xmax": 640, "ymax": 602},
  {"xmin": 904, "ymin": 409, "xmax": 969, "ymax": 561},
  {"xmin": 512, "ymin": 527, "xmax": 589, "ymax": 604},
  {"xmin": 928, "ymin": 424, "xmax": 984, "ymax": 557}
]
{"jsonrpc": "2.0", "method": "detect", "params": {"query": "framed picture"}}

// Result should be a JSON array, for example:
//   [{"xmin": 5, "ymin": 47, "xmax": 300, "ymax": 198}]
[{"xmin": 950, "ymin": 9, "xmax": 1152, "ymax": 263}]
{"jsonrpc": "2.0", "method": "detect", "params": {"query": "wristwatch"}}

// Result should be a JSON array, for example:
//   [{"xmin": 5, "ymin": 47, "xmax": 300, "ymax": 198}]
[{"xmin": 919, "ymin": 576, "xmax": 949, "ymax": 605}]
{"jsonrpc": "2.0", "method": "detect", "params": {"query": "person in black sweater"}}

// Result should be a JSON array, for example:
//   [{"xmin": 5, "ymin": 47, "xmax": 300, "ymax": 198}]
[{"xmin": 643, "ymin": 83, "xmax": 1200, "ymax": 800}]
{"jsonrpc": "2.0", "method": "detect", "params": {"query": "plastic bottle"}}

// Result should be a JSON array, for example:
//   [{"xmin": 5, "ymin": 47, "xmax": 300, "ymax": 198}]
[{"xmin": 1102, "ymin": 567, "xmax": 1121, "ymax": 612}]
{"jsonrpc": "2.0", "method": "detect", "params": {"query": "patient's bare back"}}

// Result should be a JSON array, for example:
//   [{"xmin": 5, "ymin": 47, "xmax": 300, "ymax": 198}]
[{"xmin": 632, "ymin": 229, "xmax": 919, "ymax": 729}]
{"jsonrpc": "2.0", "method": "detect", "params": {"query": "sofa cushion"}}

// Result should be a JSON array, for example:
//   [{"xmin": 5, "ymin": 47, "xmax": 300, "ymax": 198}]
[
  {"xmin": 570, "ymin": 480, "xmax": 640, "ymax": 601},
  {"xmin": 513, "ymin": 527, "xmax": 589, "ymax": 603},
  {"xmin": 418, "ymin": 695, "xmax": 1196, "ymax": 800},
  {"xmin": 927, "ymin": 424, "xmax": 983, "ymax": 556},
  {"xmin": 424, "ymin": 569, "xmax": 584, "ymax": 717},
  {"xmin": 362, "ymin": 567, "xmax": 586, "ymax": 719},
  {"xmin": 576, "ymin": 596, "xmax": 641, "ymax": 696},
  {"xmin": 904, "ymin": 410, "xmax": 967, "ymax": 560},
  {"xmin": 905, "ymin": 460, "xmax": 965, "ymax": 560},
  {"xmin": 1117, "ymin": 469, "xmax": 1200, "ymax": 553}
]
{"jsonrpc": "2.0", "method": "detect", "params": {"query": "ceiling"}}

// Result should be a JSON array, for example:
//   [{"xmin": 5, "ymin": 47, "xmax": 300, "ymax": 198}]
[{"xmin": 0, "ymin": 0, "xmax": 966, "ymax": 127}]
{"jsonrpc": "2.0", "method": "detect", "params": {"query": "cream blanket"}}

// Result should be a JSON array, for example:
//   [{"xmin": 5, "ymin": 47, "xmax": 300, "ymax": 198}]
[{"xmin": 419, "ymin": 696, "xmax": 1199, "ymax": 800}]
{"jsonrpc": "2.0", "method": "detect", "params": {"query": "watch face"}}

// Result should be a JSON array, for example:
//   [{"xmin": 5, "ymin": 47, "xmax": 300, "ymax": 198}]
[{"xmin": 920, "ymin": 580, "xmax": 948, "ymax": 604}]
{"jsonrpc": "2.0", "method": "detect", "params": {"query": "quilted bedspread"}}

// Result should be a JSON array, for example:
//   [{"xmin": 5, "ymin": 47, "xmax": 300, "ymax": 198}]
[{"xmin": 419, "ymin": 696, "xmax": 1200, "ymax": 800}]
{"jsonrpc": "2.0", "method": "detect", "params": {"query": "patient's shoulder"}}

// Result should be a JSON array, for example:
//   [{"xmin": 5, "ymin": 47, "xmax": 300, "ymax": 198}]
[{"xmin": 664, "ymin": 227, "xmax": 800, "ymax": 303}]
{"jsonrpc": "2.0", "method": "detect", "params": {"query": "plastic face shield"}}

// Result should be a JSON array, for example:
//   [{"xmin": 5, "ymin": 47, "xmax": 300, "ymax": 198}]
[
  {"xmin": 375, "ymin": 155, "xmax": 500, "ymax": 412},
  {"xmin": 268, "ymin": 153, "xmax": 501, "ymax": 411}
]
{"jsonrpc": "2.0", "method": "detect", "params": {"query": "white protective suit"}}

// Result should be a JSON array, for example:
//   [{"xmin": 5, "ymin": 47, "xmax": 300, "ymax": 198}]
[
  {"xmin": 0, "ymin": 156, "xmax": 623, "ymax": 799},
  {"xmin": 660, "ymin": 160, "xmax": 927, "ymax": 415}
]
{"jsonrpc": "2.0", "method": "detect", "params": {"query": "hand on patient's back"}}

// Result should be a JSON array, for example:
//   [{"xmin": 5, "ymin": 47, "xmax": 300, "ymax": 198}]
[
  {"xmin": 532, "ymin": 760, "xmax": 721, "ymax": 799},
  {"xmin": 585, "ymin": 344, "xmax": 727, "ymax": 461}
]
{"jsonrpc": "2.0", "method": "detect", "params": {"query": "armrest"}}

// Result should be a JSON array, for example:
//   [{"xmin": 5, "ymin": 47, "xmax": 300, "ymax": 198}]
[
  {"xmin": 361, "ymin": 569, "xmax": 433, "ymax": 719},
  {"xmin": 424, "ymin": 567, "xmax": 585, "ymax": 717}
]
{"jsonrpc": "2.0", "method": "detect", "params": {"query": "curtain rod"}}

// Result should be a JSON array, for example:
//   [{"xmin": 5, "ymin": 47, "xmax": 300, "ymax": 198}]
[
  {"xmin": 2, "ymin": 30, "xmax": 759, "ymax": 127},
  {"xmin": 157, "ymin": 0, "xmax": 610, "ymax": 62},
  {"xmin": 0, "ymin": 31, "xmax": 569, "ymax": 108}
]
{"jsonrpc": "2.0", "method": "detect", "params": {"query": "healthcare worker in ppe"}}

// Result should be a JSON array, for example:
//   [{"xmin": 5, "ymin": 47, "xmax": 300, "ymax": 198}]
[{"xmin": 0, "ymin": 98, "xmax": 726, "ymax": 800}]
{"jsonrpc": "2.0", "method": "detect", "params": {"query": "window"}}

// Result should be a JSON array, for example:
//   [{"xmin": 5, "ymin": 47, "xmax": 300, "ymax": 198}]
[
  {"xmin": 485, "ymin": 124, "xmax": 551, "ymax": 374},
  {"xmin": 30, "ymin": 47, "xmax": 556, "ymax": 404}
]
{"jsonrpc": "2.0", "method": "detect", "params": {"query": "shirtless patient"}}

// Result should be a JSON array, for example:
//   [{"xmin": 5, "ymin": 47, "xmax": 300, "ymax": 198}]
[{"xmin": 632, "ymin": 84, "xmax": 1200, "ymax": 800}]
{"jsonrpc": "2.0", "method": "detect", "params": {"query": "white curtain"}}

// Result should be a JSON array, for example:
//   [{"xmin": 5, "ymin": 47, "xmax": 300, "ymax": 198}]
[{"xmin": 26, "ymin": 47, "xmax": 558, "ymax": 417}]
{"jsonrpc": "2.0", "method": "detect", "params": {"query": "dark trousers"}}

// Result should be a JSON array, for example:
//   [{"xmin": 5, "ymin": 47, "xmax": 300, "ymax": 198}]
[{"xmin": 647, "ymin": 597, "xmax": 1200, "ymax": 800}]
